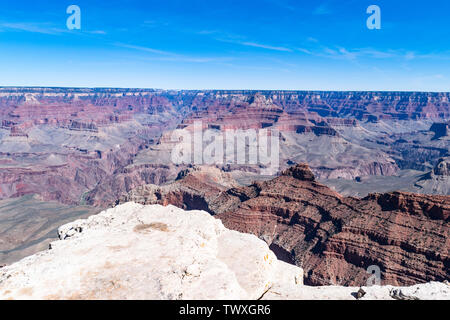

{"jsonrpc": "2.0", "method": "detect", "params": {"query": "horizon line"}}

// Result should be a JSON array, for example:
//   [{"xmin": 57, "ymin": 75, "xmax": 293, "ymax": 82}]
[{"xmin": 0, "ymin": 86, "xmax": 449, "ymax": 94}]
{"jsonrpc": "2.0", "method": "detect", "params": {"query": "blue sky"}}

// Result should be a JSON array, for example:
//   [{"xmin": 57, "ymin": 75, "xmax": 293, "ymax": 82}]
[{"xmin": 0, "ymin": 0, "xmax": 449, "ymax": 91}]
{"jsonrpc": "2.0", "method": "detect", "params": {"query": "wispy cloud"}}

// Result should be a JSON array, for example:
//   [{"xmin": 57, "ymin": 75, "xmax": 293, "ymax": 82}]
[
  {"xmin": 156, "ymin": 56, "xmax": 232, "ymax": 63},
  {"xmin": 114, "ymin": 42, "xmax": 232, "ymax": 63},
  {"xmin": 299, "ymin": 44, "xmax": 423, "ymax": 62},
  {"xmin": 215, "ymin": 37, "xmax": 292, "ymax": 52},
  {"xmin": 141, "ymin": 20, "xmax": 170, "ymax": 28},
  {"xmin": 298, "ymin": 37, "xmax": 450, "ymax": 62},
  {"xmin": 0, "ymin": 21, "xmax": 107, "ymax": 37},
  {"xmin": 413, "ymin": 51, "xmax": 450, "ymax": 60},
  {"xmin": 297, "ymin": 48, "xmax": 312, "ymax": 54},
  {"xmin": 0, "ymin": 22, "xmax": 66, "ymax": 35},
  {"xmin": 197, "ymin": 30, "xmax": 221, "ymax": 35},
  {"xmin": 114, "ymin": 43, "xmax": 173, "ymax": 55},
  {"xmin": 196, "ymin": 29, "xmax": 292, "ymax": 52},
  {"xmin": 88, "ymin": 30, "xmax": 107, "ymax": 35},
  {"xmin": 239, "ymin": 41, "xmax": 292, "ymax": 52},
  {"xmin": 411, "ymin": 74, "xmax": 446, "ymax": 88},
  {"xmin": 307, "ymin": 37, "xmax": 319, "ymax": 43}
]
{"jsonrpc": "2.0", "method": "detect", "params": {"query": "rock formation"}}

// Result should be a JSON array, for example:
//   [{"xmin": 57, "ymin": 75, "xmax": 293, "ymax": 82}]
[
  {"xmin": 215, "ymin": 164, "xmax": 450, "ymax": 286},
  {"xmin": 121, "ymin": 164, "xmax": 449, "ymax": 287},
  {"xmin": 0, "ymin": 202, "xmax": 448, "ymax": 300},
  {"xmin": 0, "ymin": 202, "xmax": 303, "ymax": 300},
  {"xmin": 430, "ymin": 122, "xmax": 449, "ymax": 140},
  {"xmin": 412, "ymin": 157, "xmax": 450, "ymax": 195},
  {"xmin": 434, "ymin": 157, "xmax": 450, "ymax": 176},
  {"xmin": 117, "ymin": 166, "xmax": 238, "ymax": 212}
]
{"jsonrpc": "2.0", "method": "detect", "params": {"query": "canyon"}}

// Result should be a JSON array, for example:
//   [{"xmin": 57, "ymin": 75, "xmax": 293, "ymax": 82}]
[
  {"xmin": 0, "ymin": 87, "xmax": 448, "ymax": 293},
  {"xmin": 0, "ymin": 88, "xmax": 448, "ymax": 207}
]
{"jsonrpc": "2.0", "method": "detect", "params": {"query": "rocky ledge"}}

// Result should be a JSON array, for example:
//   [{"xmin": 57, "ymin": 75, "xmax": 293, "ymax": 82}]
[{"xmin": 0, "ymin": 203, "xmax": 448, "ymax": 300}]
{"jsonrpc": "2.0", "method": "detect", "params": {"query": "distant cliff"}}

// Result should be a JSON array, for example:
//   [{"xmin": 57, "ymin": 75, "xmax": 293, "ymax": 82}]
[{"xmin": 1, "ymin": 87, "xmax": 449, "ymax": 121}]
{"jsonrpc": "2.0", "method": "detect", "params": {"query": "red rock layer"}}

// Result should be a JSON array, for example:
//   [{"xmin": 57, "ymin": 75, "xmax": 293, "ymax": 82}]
[{"xmin": 212, "ymin": 164, "xmax": 449, "ymax": 286}]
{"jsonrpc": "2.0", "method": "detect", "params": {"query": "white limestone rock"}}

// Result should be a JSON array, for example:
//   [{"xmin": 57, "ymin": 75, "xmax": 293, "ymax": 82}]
[
  {"xmin": 0, "ymin": 203, "xmax": 302, "ymax": 300},
  {"xmin": 388, "ymin": 282, "xmax": 450, "ymax": 300},
  {"xmin": 263, "ymin": 282, "xmax": 450, "ymax": 300}
]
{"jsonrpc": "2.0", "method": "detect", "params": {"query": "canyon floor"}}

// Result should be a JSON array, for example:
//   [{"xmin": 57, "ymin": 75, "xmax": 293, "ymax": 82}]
[{"xmin": 0, "ymin": 194, "xmax": 100, "ymax": 265}]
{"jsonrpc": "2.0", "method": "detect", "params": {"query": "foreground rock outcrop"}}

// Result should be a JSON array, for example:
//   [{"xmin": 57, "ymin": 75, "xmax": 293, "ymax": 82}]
[
  {"xmin": 0, "ymin": 203, "xmax": 302, "ymax": 300},
  {"xmin": 0, "ymin": 202, "xmax": 448, "ymax": 300}
]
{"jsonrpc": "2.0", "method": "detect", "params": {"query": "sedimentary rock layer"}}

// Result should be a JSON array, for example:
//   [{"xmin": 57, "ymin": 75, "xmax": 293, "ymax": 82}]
[{"xmin": 215, "ymin": 164, "xmax": 449, "ymax": 286}]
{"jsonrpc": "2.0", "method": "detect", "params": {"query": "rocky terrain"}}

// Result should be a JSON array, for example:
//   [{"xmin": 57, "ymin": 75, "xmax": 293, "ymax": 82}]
[
  {"xmin": 119, "ymin": 164, "xmax": 449, "ymax": 287},
  {"xmin": 0, "ymin": 88, "xmax": 448, "ymax": 207},
  {"xmin": 0, "ymin": 88, "xmax": 184, "ymax": 205},
  {"xmin": 0, "ymin": 203, "xmax": 448, "ymax": 300},
  {"xmin": 0, "ymin": 86, "xmax": 449, "ymax": 281},
  {"xmin": 216, "ymin": 164, "xmax": 450, "ymax": 286},
  {"xmin": 116, "ymin": 166, "xmax": 238, "ymax": 213}
]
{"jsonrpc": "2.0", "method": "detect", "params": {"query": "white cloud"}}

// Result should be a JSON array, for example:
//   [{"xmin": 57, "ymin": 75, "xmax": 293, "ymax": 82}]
[
  {"xmin": 405, "ymin": 52, "xmax": 415, "ymax": 60},
  {"xmin": 297, "ymin": 48, "xmax": 312, "ymax": 54},
  {"xmin": 298, "ymin": 45, "xmax": 430, "ymax": 62}
]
